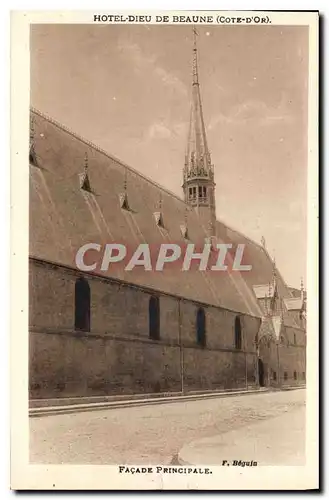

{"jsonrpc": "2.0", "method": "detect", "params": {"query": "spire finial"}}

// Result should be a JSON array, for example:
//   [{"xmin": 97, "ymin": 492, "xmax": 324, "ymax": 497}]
[
  {"xmin": 271, "ymin": 255, "xmax": 277, "ymax": 294},
  {"xmin": 300, "ymin": 276, "xmax": 305, "ymax": 301},
  {"xmin": 124, "ymin": 168, "xmax": 127, "ymax": 192},
  {"xmin": 192, "ymin": 26, "xmax": 199, "ymax": 85},
  {"xmin": 84, "ymin": 152, "xmax": 89, "ymax": 173},
  {"xmin": 80, "ymin": 152, "xmax": 91, "ymax": 192},
  {"xmin": 261, "ymin": 235, "xmax": 266, "ymax": 248},
  {"xmin": 30, "ymin": 115, "xmax": 35, "ymax": 143}
]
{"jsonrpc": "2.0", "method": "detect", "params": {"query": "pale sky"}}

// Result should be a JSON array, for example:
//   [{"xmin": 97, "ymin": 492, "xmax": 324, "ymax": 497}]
[{"xmin": 30, "ymin": 24, "xmax": 309, "ymax": 289}]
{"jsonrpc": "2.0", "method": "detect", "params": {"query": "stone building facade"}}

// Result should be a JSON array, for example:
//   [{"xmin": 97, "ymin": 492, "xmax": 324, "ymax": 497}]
[{"xmin": 29, "ymin": 34, "xmax": 306, "ymax": 400}]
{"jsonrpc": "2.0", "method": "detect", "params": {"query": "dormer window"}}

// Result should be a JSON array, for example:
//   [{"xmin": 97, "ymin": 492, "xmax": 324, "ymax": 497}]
[
  {"xmin": 80, "ymin": 173, "xmax": 91, "ymax": 192},
  {"xmin": 154, "ymin": 211, "xmax": 164, "ymax": 228},
  {"xmin": 180, "ymin": 223, "xmax": 189, "ymax": 240},
  {"xmin": 29, "ymin": 147, "xmax": 38, "ymax": 166},
  {"xmin": 119, "ymin": 192, "xmax": 130, "ymax": 211}
]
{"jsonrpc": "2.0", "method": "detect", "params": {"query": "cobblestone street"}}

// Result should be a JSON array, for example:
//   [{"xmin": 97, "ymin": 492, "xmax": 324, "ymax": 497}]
[{"xmin": 30, "ymin": 389, "xmax": 305, "ymax": 465}]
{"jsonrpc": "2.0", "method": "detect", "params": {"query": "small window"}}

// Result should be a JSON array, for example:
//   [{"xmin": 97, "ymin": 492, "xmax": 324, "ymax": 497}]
[
  {"xmin": 235, "ymin": 317, "xmax": 242, "ymax": 350},
  {"xmin": 196, "ymin": 307, "xmax": 206, "ymax": 347},
  {"xmin": 284, "ymin": 371, "xmax": 288, "ymax": 381},
  {"xmin": 192, "ymin": 187, "xmax": 196, "ymax": 196},
  {"xmin": 189, "ymin": 187, "xmax": 193, "ymax": 197},
  {"xmin": 75, "ymin": 277, "xmax": 91, "ymax": 332},
  {"xmin": 273, "ymin": 371, "xmax": 277, "ymax": 381},
  {"xmin": 198, "ymin": 186, "xmax": 203, "ymax": 198},
  {"xmin": 294, "ymin": 371, "xmax": 297, "ymax": 380},
  {"xmin": 149, "ymin": 296, "xmax": 160, "ymax": 340},
  {"xmin": 294, "ymin": 333, "xmax": 297, "ymax": 345},
  {"xmin": 203, "ymin": 186, "xmax": 207, "ymax": 198}
]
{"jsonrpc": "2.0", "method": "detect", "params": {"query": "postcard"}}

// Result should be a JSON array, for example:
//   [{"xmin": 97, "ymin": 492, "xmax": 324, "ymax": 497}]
[{"xmin": 11, "ymin": 10, "xmax": 319, "ymax": 490}]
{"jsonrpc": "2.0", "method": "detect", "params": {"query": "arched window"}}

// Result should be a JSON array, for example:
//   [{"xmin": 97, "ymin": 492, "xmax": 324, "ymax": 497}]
[
  {"xmin": 235, "ymin": 316, "xmax": 242, "ymax": 350},
  {"xmin": 149, "ymin": 296, "xmax": 160, "ymax": 340},
  {"xmin": 75, "ymin": 277, "xmax": 90, "ymax": 332},
  {"xmin": 196, "ymin": 307, "xmax": 206, "ymax": 347}
]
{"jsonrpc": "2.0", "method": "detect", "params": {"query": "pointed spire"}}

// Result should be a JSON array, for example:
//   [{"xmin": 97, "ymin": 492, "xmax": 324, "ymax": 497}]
[
  {"xmin": 185, "ymin": 28, "xmax": 211, "ymax": 177},
  {"xmin": 183, "ymin": 28, "xmax": 216, "ymax": 226}
]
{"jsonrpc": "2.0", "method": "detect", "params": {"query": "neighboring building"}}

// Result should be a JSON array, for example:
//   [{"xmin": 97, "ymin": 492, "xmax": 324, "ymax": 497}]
[{"xmin": 29, "ymin": 33, "xmax": 306, "ymax": 399}]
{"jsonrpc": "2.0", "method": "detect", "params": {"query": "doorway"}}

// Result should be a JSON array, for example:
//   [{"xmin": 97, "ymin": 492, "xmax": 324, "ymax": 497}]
[{"xmin": 258, "ymin": 358, "xmax": 265, "ymax": 387}]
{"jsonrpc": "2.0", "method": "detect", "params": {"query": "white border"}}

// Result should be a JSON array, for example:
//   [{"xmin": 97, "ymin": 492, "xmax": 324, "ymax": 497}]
[{"xmin": 8, "ymin": 7, "xmax": 320, "ymax": 493}]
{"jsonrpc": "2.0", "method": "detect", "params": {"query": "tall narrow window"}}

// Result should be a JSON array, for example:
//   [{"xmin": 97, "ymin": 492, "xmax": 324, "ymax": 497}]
[
  {"xmin": 75, "ymin": 277, "xmax": 90, "ymax": 332},
  {"xmin": 235, "ymin": 316, "xmax": 242, "ymax": 350},
  {"xmin": 284, "ymin": 371, "xmax": 288, "ymax": 381},
  {"xmin": 294, "ymin": 371, "xmax": 297, "ymax": 380},
  {"xmin": 149, "ymin": 296, "xmax": 160, "ymax": 340},
  {"xmin": 196, "ymin": 307, "xmax": 206, "ymax": 347},
  {"xmin": 294, "ymin": 333, "xmax": 297, "ymax": 344}
]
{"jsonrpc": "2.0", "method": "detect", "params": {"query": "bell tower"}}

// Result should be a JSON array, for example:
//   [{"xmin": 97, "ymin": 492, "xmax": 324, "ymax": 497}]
[{"xmin": 183, "ymin": 28, "xmax": 216, "ymax": 237}]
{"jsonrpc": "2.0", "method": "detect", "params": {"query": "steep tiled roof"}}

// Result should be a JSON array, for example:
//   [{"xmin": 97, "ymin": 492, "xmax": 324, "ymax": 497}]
[{"xmin": 29, "ymin": 109, "xmax": 293, "ymax": 318}]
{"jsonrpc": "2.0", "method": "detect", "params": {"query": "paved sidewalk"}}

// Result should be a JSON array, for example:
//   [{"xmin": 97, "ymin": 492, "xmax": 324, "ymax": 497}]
[
  {"xmin": 178, "ymin": 406, "xmax": 305, "ymax": 466},
  {"xmin": 30, "ymin": 389, "xmax": 305, "ymax": 464},
  {"xmin": 30, "ymin": 387, "xmax": 269, "ymax": 417}
]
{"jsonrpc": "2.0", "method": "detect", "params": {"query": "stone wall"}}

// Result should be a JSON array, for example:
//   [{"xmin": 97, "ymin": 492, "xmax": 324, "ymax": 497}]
[
  {"xmin": 29, "ymin": 258, "xmax": 261, "ymax": 399},
  {"xmin": 258, "ymin": 327, "xmax": 306, "ymax": 388}
]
